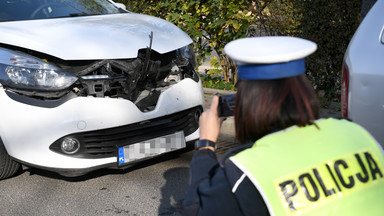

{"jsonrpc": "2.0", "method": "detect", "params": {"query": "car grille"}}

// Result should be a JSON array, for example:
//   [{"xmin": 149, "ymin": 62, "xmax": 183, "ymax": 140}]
[{"xmin": 50, "ymin": 106, "xmax": 202, "ymax": 158}]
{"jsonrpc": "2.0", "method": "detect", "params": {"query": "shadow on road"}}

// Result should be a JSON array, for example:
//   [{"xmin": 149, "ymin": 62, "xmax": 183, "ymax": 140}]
[{"xmin": 158, "ymin": 167, "xmax": 189, "ymax": 216}]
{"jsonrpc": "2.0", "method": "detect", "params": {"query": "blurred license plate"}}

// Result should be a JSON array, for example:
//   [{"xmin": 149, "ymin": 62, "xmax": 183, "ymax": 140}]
[{"xmin": 118, "ymin": 131, "xmax": 185, "ymax": 165}]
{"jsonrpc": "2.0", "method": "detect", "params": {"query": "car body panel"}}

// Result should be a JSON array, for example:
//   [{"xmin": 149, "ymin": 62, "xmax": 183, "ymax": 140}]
[
  {"xmin": 343, "ymin": 0, "xmax": 384, "ymax": 145},
  {"xmin": 0, "ymin": 13, "xmax": 192, "ymax": 60},
  {"xmin": 0, "ymin": 78, "xmax": 203, "ymax": 169}
]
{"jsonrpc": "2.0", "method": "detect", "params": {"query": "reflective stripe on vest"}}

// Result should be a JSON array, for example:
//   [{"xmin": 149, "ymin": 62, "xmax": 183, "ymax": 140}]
[{"xmin": 231, "ymin": 118, "xmax": 384, "ymax": 216}]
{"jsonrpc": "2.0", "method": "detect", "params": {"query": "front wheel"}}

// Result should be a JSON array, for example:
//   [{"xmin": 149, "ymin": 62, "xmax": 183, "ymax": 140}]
[{"xmin": 0, "ymin": 139, "xmax": 21, "ymax": 180}]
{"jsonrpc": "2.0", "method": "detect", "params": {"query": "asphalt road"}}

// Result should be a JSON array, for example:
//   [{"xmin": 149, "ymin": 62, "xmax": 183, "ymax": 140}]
[
  {"xmin": 0, "ymin": 149, "xmax": 193, "ymax": 216},
  {"xmin": 0, "ymin": 133, "xmax": 237, "ymax": 216}
]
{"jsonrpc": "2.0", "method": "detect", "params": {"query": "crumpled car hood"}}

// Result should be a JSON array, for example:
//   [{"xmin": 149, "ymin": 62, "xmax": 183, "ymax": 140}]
[{"xmin": 0, "ymin": 13, "xmax": 192, "ymax": 60}]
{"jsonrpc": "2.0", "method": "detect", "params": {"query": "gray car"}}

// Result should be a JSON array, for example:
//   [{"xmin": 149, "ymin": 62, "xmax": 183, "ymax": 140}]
[{"xmin": 342, "ymin": 0, "xmax": 384, "ymax": 146}]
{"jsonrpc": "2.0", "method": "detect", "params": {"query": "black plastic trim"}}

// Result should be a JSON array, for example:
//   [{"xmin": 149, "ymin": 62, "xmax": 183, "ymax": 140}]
[
  {"xmin": 4, "ymin": 90, "xmax": 77, "ymax": 108},
  {"xmin": 13, "ymin": 157, "xmax": 115, "ymax": 177},
  {"xmin": 50, "ymin": 106, "xmax": 202, "ymax": 159},
  {"xmin": 14, "ymin": 140, "xmax": 197, "ymax": 178}
]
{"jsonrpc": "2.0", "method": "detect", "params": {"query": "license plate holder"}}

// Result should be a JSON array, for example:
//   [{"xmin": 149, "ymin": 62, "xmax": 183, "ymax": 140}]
[{"xmin": 118, "ymin": 131, "xmax": 186, "ymax": 165}]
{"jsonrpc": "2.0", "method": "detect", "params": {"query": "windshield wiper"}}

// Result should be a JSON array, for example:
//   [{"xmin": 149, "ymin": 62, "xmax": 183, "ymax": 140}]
[
  {"xmin": 52, "ymin": 13, "xmax": 98, "ymax": 19},
  {"xmin": 69, "ymin": 13, "xmax": 93, "ymax": 17}
]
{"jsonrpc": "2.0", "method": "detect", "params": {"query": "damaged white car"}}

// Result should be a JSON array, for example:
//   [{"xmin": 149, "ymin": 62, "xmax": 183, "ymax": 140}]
[{"xmin": 0, "ymin": 0, "xmax": 203, "ymax": 179}]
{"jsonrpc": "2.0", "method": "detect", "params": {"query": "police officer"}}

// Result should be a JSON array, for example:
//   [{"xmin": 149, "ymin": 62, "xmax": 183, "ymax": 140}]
[{"xmin": 182, "ymin": 36, "xmax": 384, "ymax": 216}]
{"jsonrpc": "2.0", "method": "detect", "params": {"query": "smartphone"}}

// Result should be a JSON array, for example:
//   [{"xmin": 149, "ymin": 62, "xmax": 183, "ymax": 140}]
[{"xmin": 218, "ymin": 93, "xmax": 236, "ymax": 117}]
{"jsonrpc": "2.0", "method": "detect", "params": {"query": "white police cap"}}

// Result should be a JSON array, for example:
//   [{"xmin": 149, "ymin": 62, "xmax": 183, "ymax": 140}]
[{"xmin": 224, "ymin": 36, "xmax": 317, "ymax": 80}]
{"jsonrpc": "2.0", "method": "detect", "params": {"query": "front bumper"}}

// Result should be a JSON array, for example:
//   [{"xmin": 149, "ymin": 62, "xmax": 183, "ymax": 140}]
[{"xmin": 0, "ymin": 78, "xmax": 203, "ymax": 176}]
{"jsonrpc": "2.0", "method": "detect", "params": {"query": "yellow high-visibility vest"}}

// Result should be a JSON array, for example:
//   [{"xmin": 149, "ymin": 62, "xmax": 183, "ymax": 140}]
[{"xmin": 231, "ymin": 118, "xmax": 384, "ymax": 216}]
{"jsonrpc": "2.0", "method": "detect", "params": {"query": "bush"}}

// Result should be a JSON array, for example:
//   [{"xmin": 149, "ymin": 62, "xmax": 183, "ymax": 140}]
[
  {"xmin": 200, "ymin": 75, "xmax": 236, "ymax": 91},
  {"xmin": 288, "ymin": 0, "xmax": 361, "ymax": 99}
]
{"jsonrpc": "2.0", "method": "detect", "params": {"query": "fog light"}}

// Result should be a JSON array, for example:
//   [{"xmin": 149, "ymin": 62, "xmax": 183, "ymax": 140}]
[{"xmin": 61, "ymin": 137, "xmax": 80, "ymax": 154}]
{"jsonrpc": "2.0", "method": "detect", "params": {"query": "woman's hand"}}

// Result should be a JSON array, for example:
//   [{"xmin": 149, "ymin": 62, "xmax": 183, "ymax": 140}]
[{"xmin": 199, "ymin": 96, "xmax": 221, "ymax": 143}]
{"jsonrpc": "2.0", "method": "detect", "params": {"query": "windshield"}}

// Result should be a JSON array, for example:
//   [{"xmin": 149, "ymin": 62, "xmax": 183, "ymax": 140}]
[{"xmin": 0, "ymin": 0, "xmax": 124, "ymax": 22}]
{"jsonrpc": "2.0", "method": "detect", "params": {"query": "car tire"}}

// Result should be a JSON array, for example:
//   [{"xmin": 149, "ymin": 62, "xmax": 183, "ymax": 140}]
[{"xmin": 0, "ymin": 138, "xmax": 21, "ymax": 180}]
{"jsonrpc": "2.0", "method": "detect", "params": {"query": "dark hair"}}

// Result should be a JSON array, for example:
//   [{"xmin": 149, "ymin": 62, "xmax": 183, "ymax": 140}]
[{"xmin": 234, "ymin": 75, "xmax": 320, "ymax": 143}]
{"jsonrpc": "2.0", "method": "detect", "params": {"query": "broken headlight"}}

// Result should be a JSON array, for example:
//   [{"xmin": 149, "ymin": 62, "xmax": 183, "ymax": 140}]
[
  {"xmin": 0, "ymin": 48, "xmax": 78, "ymax": 97},
  {"xmin": 176, "ymin": 45, "xmax": 196, "ymax": 69},
  {"xmin": 173, "ymin": 45, "xmax": 199, "ymax": 83}
]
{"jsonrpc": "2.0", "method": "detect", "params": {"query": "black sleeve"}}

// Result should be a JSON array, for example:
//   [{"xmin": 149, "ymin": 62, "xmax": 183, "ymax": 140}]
[
  {"xmin": 182, "ymin": 149, "xmax": 244, "ymax": 216},
  {"xmin": 182, "ymin": 149, "xmax": 270, "ymax": 216},
  {"xmin": 225, "ymin": 161, "xmax": 270, "ymax": 216}
]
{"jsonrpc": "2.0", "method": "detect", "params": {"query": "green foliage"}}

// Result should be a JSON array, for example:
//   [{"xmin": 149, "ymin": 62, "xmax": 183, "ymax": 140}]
[
  {"xmin": 207, "ymin": 56, "xmax": 222, "ymax": 76},
  {"xmin": 200, "ymin": 75, "xmax": 236, "ymax": 91},
  {"xmin": 118, "ymin": 0, "xmax": 361, "ymax": 99},
  {"xmin": 207, "ymin": 68, "xmax": 223, "ymax": 77},
  {"xmin": 287, "ymin": 0, "xmax": 361, "ymax": 99}
]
